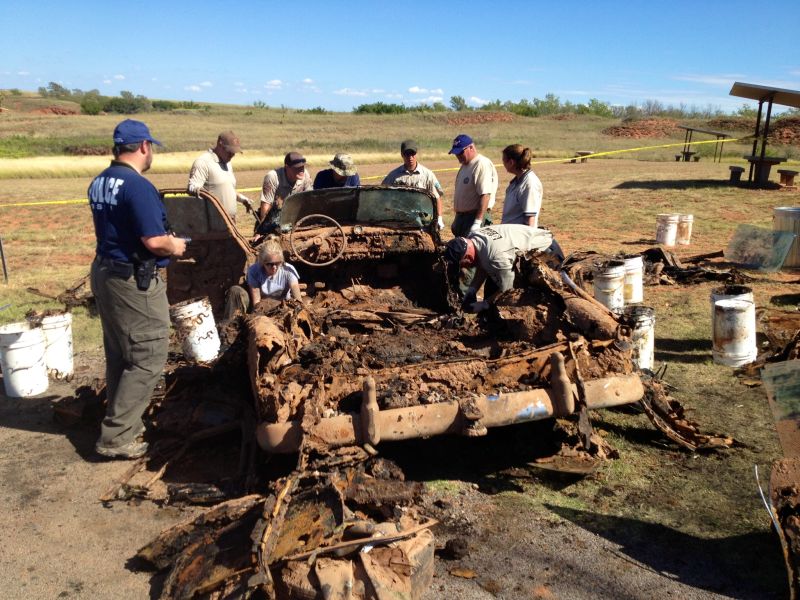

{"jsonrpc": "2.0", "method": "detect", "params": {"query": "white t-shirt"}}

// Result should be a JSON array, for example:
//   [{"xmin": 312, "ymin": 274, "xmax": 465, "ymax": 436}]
[{"xmin": 188, "ymin": 149, "xmax": 238, "ymax": 219}]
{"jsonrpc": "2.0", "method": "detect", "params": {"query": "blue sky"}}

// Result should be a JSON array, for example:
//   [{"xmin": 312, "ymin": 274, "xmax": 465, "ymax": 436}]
[{"xmin": 2, "ymin": 0, "xmax": 798, "ymax": 113}]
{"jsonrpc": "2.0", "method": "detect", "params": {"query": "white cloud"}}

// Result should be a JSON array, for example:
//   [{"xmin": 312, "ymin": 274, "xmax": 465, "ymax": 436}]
[
  {"xmin": 265, "ymin": 79, "xmax": 283, "ymax": 90},
  {"xmin": 371, "ymin": 88, "xmax": 385, "ymax": 94},
  {"xmin": 200, "ymin": 81, "xmax": 212, "ymax": 87},
  {"xmin": 385, "ymin": 93, "xmax": 403, "ymax": 99},
  {"xmin": 17, "ymin": 70, "xmax": 29, "ymax": 76},
  {"xmin": 234, "ymin": 81, "xmax": 244, "ymax": 87},
  {"xmin": 417, "ymin": 96, "xmax": 443, "ymax": 103},
  {"xmin": 409, "ymin": 86, "xmax": 443, "ymax": 95},
  {"xmin": 185, "ymin": 85, "xmax": 202, "ymax": 92},
  {"xmin": 469, "ymin": 96, "xmax": 489, "ymax": 106},
  {"xmin": 113, "ymin": 74, "xmax": 125, "ymax": 80},
  {"xmin": 334, "ymin": 88, "xmax": 368, "ymax": 96},
  {"xmin": 102, "ymin": 79, "xmax": 111, "ymax": 84},
  {"xmin": 672, "ymin": 74, "xmax": 743, "ymax": 86},
  {"xmin": 303, "ymin": 78, "xmax": 314, "ymax": 84}
]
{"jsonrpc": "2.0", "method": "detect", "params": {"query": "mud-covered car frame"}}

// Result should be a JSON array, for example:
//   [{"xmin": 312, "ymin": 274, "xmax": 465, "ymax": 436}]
[{"xmin": 159, "ymin": 185, "xmax": 644, "ymax": 455}]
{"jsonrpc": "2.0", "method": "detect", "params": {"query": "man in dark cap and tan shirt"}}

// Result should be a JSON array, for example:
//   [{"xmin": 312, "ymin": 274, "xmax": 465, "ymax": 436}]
[
  {"xmin": 188, "ymin": 131, "xmax": 253, "ymax": 221},
  {"xmin": 383, "ymin": 140, "xmax": 446, "ymax": 230},
  {"xmin": 257, "ymin": 151, "xmax": 313, "ymax": 234}
]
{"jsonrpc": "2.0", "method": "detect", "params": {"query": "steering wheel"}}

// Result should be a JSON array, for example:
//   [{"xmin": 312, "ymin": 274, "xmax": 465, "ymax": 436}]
[{"xmin": 289, "ymin": 214, "xmax": 347, "ymax": 267}]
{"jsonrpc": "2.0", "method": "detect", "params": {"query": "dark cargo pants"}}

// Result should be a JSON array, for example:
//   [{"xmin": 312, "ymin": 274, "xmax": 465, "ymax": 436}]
[
  {"xmin": 450, "ymin": 210, "xmax": 492, "ymax": 294},
  {"xmin": 90, "ymin": 259, "xmax": 169, "ymax": 448}
]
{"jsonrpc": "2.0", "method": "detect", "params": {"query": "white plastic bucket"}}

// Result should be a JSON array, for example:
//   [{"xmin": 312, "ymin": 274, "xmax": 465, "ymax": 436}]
[
  {"xmin": 710, "ymin": 285, "xmax": 753, "ymax": 324},
  {"xmin": 593, "ymin": 261, "xmax": 626, "ymax": 312},
  {"xmin": 36, "ymin": 312, "xmax": 74, "ymax": 377},
  {"xmin": 676, "ymin": 214, "xmax": 694, "ymax": 245},
  {"xmin": 0, "ymin": 322, "xmax": 49, "ymax": 397},
  {"xmin": 712, "ymin": 298, "xmax": 757, "ymax": 367},
  {"xmin": 622, "ymin": 255, "xmax": 644, "ymax": 305},
  {"xmin": 623, "ymin": 306, "xmax": 656, "ymax": 370},
  {"xmin": 655, "ymin": 214, "xmax": 680, "ymax": 247},
  {"xmin": 169, "ymin": 297, "xmax": 220, "ymax": 363},
  {"xmin": 773, "ymin": 207, "xmax": 800, "ymax": 268}
]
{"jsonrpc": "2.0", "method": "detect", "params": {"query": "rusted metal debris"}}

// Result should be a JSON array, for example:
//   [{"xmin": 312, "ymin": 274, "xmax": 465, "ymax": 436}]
[
  {"xmin": 137, "ymin": 451, "xmax": 436, "ymax": 600},
  {"xmin": 769, "ymin": 458, "xmax": 800, "ymax": 600},
  {"xmin": 562, "ymin": 248, "xmax": 753, "ymax": 293},
  {"xmin": 26, "ymin": 274, "xmax": 96, "ymax": 312},
  {"xmin": 640, "ymin": 379, "xmax": 739, "ymax": 451}
]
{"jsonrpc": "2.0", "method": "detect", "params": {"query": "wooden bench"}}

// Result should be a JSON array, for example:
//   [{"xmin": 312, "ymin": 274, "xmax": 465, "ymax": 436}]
[
  {"xmin": 778, "ymin": 169, "xmax": 799, "ymax": 187},
  {"xmin": 571, "ymin": 151, "xmax": 594, "ymax": 164},
  {"xmin": 729, "ymin": 165, "xmax": 745, "ymax": 183}
]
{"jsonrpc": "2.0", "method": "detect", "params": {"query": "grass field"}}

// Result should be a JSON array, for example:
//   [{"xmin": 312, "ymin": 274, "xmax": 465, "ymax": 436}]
[{"xmin": 1, "ymin": 110, "xmax": 800, "ymax": 596}]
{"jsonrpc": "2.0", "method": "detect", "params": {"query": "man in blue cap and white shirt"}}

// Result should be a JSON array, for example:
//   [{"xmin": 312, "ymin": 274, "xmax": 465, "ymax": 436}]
[
  {"xmin": 89, "ymin": 119, "xmax": 186, "ymax": 459},
  {"xmin": 449, "ymin": 134, "xmax": 498, "ymax": 238}
]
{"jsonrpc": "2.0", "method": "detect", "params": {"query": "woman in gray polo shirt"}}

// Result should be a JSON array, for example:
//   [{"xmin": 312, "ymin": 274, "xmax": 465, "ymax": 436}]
[{"xmin": 500, "ymin": 144, "xmax": 543, "ymax": 227}]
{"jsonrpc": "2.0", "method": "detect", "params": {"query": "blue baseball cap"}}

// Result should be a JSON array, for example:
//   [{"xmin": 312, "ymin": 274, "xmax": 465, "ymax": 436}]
[
  {"xmin": 448, "ymin": 134, "xmax": 473, "ymax": 155},
  {"xmin": 444, "ymin": 237, "xmax": 468, "ymax": 263},
  {"xmin": 113, "ymin": 119, "xmax": 162, "ymax": 146}
]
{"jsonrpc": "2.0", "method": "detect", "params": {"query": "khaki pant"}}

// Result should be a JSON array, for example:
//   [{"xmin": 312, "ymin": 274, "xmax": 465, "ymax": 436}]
[
  {"xmin": 222, "ymin": 285, "xmax": 250, "ymax": 321},
  {"xmin": 90, "ymin": 260, "xmax": 169, "ymax": 448}
]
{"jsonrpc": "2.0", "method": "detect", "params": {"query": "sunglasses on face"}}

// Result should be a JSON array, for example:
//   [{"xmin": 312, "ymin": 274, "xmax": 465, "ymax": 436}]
[{"xmin": 263, "ymin": 261, "xmax": 282, "ymax": 267}]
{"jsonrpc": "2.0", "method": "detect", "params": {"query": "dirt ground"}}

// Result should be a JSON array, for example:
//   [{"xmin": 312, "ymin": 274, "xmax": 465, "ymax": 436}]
[{"xmin": 1, "ymin": 158, "xmax": 799, "ymax": 599}]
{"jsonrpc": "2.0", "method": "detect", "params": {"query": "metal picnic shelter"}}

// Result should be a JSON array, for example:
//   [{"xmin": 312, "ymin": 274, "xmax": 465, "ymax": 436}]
[{"xmin": 729, "ymin": 82, "xmax": 800, "ymax": 186}]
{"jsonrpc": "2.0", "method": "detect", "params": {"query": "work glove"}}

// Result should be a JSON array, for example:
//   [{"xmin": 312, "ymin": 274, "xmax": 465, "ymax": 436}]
[
  {"xmin": 238, "ymin": 194, "xmax": 254, "ymax": 212},
  {"xmin": 469, "ymin": 219, "xmax": 482, "ymax": 234},
  {"xmin": 437, "ymin": 216, "xmax": 445, "ymax": 230},
  {"xmin": 460, "ymin": 287, "xmax": 478, "ymax": 312}
]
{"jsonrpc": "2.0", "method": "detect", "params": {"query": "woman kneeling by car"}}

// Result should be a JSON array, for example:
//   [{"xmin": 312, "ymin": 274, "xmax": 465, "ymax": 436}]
[{"xmin": 223, "ymin": 239, "xmax": 303, "ymax": 320}]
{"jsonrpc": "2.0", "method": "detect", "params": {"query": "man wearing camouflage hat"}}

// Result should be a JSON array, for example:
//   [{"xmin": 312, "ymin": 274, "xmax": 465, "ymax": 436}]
[
  {"xmin": 382, "ymin": 140, "xmax": 446, "ymax": 230},
  {"xmin": 314, "ymin": 153, "xmax": 361, "ymax": 189},
  {"xmin": 188, "ymin": 131, "xmax": 253, "ymax": 221}
]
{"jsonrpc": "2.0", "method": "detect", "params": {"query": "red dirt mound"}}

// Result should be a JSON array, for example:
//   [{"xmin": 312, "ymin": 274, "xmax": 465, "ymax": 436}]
[
  {"xmin": 706, "ymin": 117, "xmax": 756, "ymax": 131},
  {"xmin": 602, "ymin": 118, "xmax": 678, "ymax": 138},
  {"xmin": 64, "ymin": 145, "xmax": 110, "ymax": 156},
  {"xmin": 445, "ymin": 112, "xmax": 515, "ymax": 126},
  {"xmin": 33, "ymin": 106, "xmax": 79, "ymax": 115},
  {"xmin": 770, "ymin": 117, "xmax": 800, "ymax": 146}
]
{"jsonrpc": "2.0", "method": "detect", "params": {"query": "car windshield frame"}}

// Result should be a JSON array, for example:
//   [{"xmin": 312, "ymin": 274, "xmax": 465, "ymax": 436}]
[{"xmin": 279, "ymin": 185, "xmax": 436, "ymax": 231}]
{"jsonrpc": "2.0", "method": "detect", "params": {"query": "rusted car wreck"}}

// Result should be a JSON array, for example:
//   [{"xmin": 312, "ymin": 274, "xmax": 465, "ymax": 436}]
[
  {"xmin": 129, "ymin": 186, "xmax": 724, "ymax": 598},
  {"xmin": 162, "ymin": 186, "xmax": 644, "ymax": 448}
]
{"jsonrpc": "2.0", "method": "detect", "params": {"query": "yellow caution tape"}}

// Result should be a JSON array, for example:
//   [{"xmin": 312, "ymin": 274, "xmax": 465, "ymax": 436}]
[{"xmin": 0, "ymin": 137, "xmax": 754, "ymax": 208}]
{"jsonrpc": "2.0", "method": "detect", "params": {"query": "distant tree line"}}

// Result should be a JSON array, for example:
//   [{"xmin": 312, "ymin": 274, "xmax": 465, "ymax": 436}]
[
  {"xmin": 353, "ymin": 93, "xmax": 792, "ymax": 120},
  {"xmin": 37, "ymin": 82, "xmax": 208, "ymax": 115}
]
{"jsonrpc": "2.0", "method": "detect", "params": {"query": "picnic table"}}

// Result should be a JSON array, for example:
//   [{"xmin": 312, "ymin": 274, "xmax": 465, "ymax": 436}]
[
  {"xmin": 743, "ymin": 155, "xmax": 787, "ymax": 186},
  {"xmin": 729, "ymin": 82, "xmax": 800, "ymax": 187},
  {"xmin": 677, "ymin": 125, "xmax": 731, "ymax": 163}
]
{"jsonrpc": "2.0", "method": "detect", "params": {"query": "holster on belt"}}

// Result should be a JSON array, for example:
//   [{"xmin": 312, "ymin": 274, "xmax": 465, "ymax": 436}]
[{"xmin": 133, "ymin": 258, "xmax": 157, "ymax": 291}]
